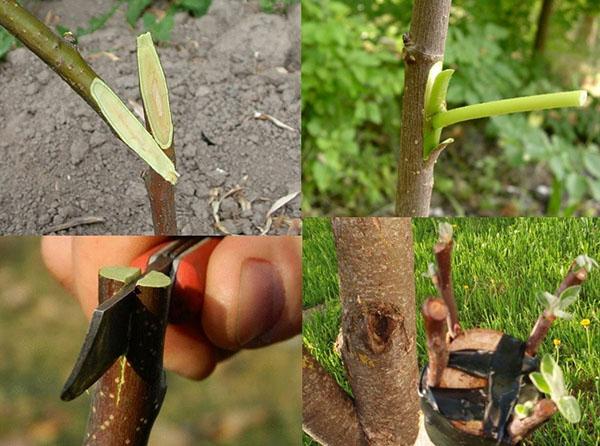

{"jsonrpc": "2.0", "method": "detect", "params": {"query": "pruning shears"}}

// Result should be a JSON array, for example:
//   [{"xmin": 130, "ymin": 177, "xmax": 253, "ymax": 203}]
[{"xmin": 61, "ymin": 237, "xmax": 213, "ymax": 401}]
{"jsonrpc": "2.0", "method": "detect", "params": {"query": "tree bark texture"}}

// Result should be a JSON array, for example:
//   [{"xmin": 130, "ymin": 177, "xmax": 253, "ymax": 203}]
[
  {"xmin": 332, "ymin": 217, "xmax": 419, "ymax": 445},
  {"xmin": 533, "ymin": 0, "xmax": 554, "ymax": 55},
  {"xmin": 302, "ymin": 346, "xmax": 368, "ymax": 446},
  {"xmin": 395, "ymin": 0, "xmax": 452, "ymax": 216},
  {"xmin": 84, "ymin": 274, "xmax": 169, "ymax": 445}
]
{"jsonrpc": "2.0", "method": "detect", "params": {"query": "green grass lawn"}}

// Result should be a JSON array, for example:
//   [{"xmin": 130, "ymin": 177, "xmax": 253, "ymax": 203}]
[
  {"xmin": 0, "ymin": 238, "xmax": 300, "ymax": 446},
  {"xmin": 303, "ymin": 217, "xmax": 600, "ymax": 446}
]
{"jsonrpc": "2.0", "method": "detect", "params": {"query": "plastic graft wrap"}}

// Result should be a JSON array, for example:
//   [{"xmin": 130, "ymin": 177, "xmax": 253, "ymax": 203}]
[{"xmin": 419, "ymin": 331, "xmax": 542, "ymax": 446}]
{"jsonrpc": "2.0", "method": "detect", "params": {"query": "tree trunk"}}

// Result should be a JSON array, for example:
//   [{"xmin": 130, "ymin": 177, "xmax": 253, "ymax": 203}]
[
  {"xmin": 395, "ymin": 0, "xmax": 452, "ymax": 216},
  {"xmin": 533, "ymin": 0, "xmax": 554, "ymax": 55},
  {"xmin": 332, "ymin": 217, "xmax": 419, "ymax": 445},
  {"xmin": 576, "ymin": 14, "xmax": 598, "ymax": 49},
  {"xmin": 302, "ymin": 346, "xmax": 368, "ymax": 446}
]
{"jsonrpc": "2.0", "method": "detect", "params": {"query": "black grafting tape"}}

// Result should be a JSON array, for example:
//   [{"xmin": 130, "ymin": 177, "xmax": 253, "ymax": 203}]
[
  {"xmin": 419, "ymin": 333, "xmax": 539, "ymax": 446},
  {"xmin": 483, "ymin": 335, "xmax": 526, "ymax": 442}
]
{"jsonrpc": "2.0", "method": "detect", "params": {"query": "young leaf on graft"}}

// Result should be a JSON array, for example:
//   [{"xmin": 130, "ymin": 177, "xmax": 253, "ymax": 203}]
[
  {"xmin": 137, "ymin": 32, "xmax": 173, "ymax": 150},
  {"xmin": 530, "ymin": 372, "xmax": 551, "ymax": 395},
  {"xmin": 91, "ymin": 78, "xmax": 179, "ymax": 184},
  {"xmin": 514, "ymin": 403, "xmax": 530, "ymax": 420},
  {"xmin": 531, "ymin": 354, "xmax": 580, "ymax": 423},
  {"xmin": 556, "ymin": 395, "xmax": 581, "ymax": 424},
  {"xmin": 575, "ymin": 254, "xmax": 598, "ymax": 272}
]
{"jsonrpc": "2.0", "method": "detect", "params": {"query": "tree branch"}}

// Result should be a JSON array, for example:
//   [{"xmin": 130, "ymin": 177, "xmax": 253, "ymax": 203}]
[
  {"xmin": 526, "ymin": 264, "xmax": 588, "ymax": 356},
  {"xmin": 433, "ymin": 237, "xmax": 461, "ymax": 337},
  {"xmin": 302, "ymin": 347, "xmax": 367, "ymax": 446},
  {"xmin": 0, "ymin": 0, "xmax": 101, "ymax": 113},
  {"xmin": 332, "ymin": 217, "xmax": 419, "ymax": 445},
  {"xmin": 395, "ymin": 0, "xmax": 452, "ymax": 216},
  {"xmin": 85, "ymin": 269, "xmax": 171, "ymax": 445},
  {"xmin": 422, "ymin": 298, "xmax": 449, "ymax": 387},
  {"xmin": 508, "ymin": 399, "xmax": 557, "ymax": 443}
]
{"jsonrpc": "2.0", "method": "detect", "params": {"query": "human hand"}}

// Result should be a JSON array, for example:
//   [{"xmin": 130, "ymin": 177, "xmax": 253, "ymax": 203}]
[{"xmin": 41, "ymin": 236, "xmax": 301, "ymax": 380}]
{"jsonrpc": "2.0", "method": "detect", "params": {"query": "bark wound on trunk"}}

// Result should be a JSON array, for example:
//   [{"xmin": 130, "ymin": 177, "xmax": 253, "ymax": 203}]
[
  {"xmin": 396, "ymin": 0, "xmax": 452, "ymax": 216},
  {"xmin": 332, "ymin": 217, "xmax": 419, "ymax": 445},
  {"xmin": 302, "ymin": 347, "xmax": 368, "ymax": 446}
]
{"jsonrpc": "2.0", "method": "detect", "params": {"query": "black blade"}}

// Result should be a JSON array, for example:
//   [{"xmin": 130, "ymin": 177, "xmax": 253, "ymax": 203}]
[{"xmin": 60, "ymin": 282, "xmax": 137, "ymax": 401}]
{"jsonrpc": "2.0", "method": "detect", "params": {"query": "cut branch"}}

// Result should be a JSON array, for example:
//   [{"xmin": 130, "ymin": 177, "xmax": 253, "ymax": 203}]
[
  {"xmin": 332, "ymin": 217, "xmax": 419, "ymax": 445},
  {"xmin": 0, "ymin": 0, "xmax": 100, "ymax": 113},
  {"xmin": 433, "ymin": 238, "xmax": 461, "ymax": 337},
  {"xmin": 395, "ymin": 0, "xmax": 452, "ymax": 216},
  {"xmin": 138, "ymin": 33, "xmax": 177, "ymax": 234},
  {"xmin": 526, "ymin": 264, "xmax": 588, "ymax": 356},
  {"xmin": 302, "ymin": 347, "xmax": 367, "ymax": 446},
  {"xmin": 508, "ymin": 399, "xmax": 557, "ymax": 443},
  {"xmin": 422, "ymin": 298, "xmax": 449, "ymax": 387},
  {"xmin": 85, "ymin": 269, "xmax": 171, "ymax": 445}
]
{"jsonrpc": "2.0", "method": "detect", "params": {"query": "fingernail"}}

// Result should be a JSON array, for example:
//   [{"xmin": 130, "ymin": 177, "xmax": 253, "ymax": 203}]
[{"xmin": 236, "ymin": 258, "xmax": 285, "ymax": 347}]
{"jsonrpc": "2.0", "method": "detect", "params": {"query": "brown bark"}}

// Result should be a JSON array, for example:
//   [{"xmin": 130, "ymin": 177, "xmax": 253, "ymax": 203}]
[
  {"xmin": 525, "ymin": 312, "xmax": 556, "ymax": 357},
  {"xmin": 422, "ymin": 298, "xmax": 449, "ymax": 387},
  {"xmin": 302, "ymin": 347, "xmax": 367, "ymax": 446},
  {"xmin": 526, "ymin": 265, "xmax": 587, "ymax": 356},
  {"xmin": 508, "ymin": 399, "xmax": 557, "ymax": 443},
  {"xmin": 395, "ymin": 0, "xmax": 452, "ymax": 216},
  {"xmin": 332, "ymin": 217, "xmax": 419, "ymax": 445},
  {"xmin": 533, "ymin": 0, "xmax": 554, "ymax": 55},
  {"xmin": 141, "ymin": 103, "xmax": 177, "ymax": 235},
  {"xmin": 433, "ymin": 240, "xmax": 461, "ymax": 337},
  {"xmin": 142, "ymin": 145, "xmax": 177, "ymax": 235},
  {"xmin": 84, "ymin": 274, "xmax": 170, "ymax": 445},
  {"xmin": 576, "ymin": 14, "xmax": 598, "ymax": 49},
  {"xmin": 556, "ymin": 267, "xmax": 587, "ymax": 295}
]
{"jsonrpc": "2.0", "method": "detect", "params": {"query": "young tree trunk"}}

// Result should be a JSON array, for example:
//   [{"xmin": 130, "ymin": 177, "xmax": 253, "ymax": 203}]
[
  {"xmin": 395, "ymin": 0, "xmax": 452, "ymax": 216},
  {"xmin": 533, "ymin": 0, "xmax": 554, "ymax": 55},
  {"xmin": 332, "ymin": 217, "xmax": 419, "ymax": 445},
  {"xmin": 576, "ymin": 14, "xmax": 598, "ymax": 49}
]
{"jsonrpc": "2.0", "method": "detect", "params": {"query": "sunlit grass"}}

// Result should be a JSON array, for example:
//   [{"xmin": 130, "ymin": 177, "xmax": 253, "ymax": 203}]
[{"xmin": 303, "ymin": 217, "xmax": 600, "ymax": 445}]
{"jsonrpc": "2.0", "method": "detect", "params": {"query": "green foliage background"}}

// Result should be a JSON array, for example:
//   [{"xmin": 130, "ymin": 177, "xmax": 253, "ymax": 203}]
[
  {"xmin": 303, "ymin": 217, "xmax": 600, "ymax": 445},
  {"xmin": 302, "ymin": 0, "xmax": 600, "ymax": 216}
]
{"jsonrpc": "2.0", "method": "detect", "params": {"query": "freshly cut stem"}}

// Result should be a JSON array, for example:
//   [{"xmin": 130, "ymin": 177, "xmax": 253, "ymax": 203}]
[
  {"xmin": 434, "ymin": 239, "xmax": 461, "ymax": 337},
  {"xmin": 422, "ymin": 298, "xmax": 449, "ymax": 387},
  {"xmin": 137, "ymin": 33, "xmax": 177, "ymax": 234},
  {"xmin": 91, "ymin": 79, "xmax": 179, "ymax": 185},
  {"xmin": 0, "ymin": 0, "xmax": 100, "ymax": 113},
  {"xmin": 432, "ymin": 90, "xmax": 587, "ymax": 129},
  {"xmin": 137, "ymin": 32, "xmax": 173, "ymax": 150},
  {"xmin": 508, "ymin": 399, "xmax": 557, "ymax": 443},
  {"xmin": 85, "ymin": 267, "xmax": 171, "ymax": 446}
]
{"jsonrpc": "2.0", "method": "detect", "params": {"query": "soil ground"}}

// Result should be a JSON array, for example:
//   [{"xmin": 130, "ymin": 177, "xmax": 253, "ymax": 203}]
[{"xmin": 0, "ymin": 0, "xmax": 301, "ymax": 235}]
